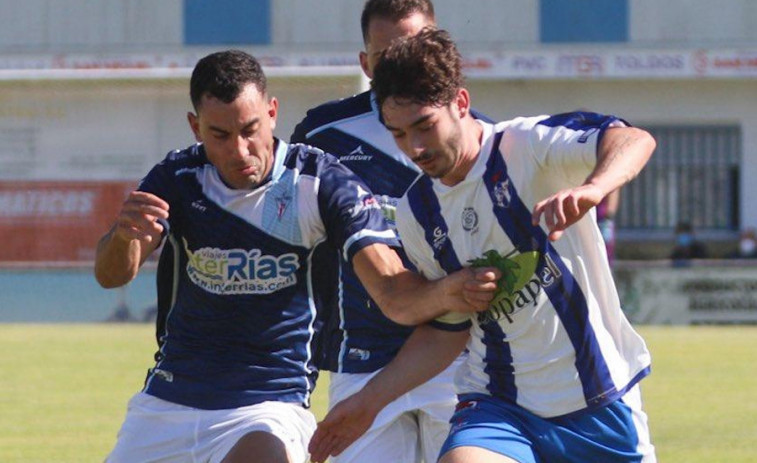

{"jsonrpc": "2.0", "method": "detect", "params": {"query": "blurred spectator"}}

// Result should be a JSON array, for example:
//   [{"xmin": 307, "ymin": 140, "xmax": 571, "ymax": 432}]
[
  {"xmin": 670, "ymin": 221, "xmax": 707, "ymax": 260},
  {"xmin": 731, "ymin": 228, "xmax": 757, "ymax": 258},
  {"xmin": 597, "ymin": 188, "xmax": 620, "ymax": 266}
]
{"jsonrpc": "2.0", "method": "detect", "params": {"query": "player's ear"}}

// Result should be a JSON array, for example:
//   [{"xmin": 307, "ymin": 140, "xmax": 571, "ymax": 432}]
[
  {"xmin": 359, "ymin": 51, "xmax": 372, "ymax": 79},
  {"xmin": 187, "ymin": 112, "xmax": 201, "ymax": 142},
  {"xmin": 454, "ymin": 88, "xmax": 471, "ymax": 119},
  {"xmin": 268, "ymin": 96, "xmax": 279, "ymax": 130}
]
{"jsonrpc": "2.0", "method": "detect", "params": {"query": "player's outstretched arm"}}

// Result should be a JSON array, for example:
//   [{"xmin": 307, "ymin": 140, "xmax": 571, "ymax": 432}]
[
  {"xmin": 94, "ymin": 191, "xmax": 169, "ymax": 288},
  {"xmin": 531, "ymin": 126, "xmax": 655, "ymax": 241},
  {"xmin": 308, "ymin": 325, "xmax": 469, "ymax": 463},
  {"xmin": 352, "ymin": 243, "xmax": 500, "ymax": 325}
]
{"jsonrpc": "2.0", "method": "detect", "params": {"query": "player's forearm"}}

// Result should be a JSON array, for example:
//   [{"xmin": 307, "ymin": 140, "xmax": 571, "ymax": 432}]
[
  {"xmin": 94, "ymin": 227, "xmax": 143, "ymax": 288},
  {"xmin": 586, "ymin": 127, "xmax": 655, "ymax": 198},
  {"xmin": 358, "ymin": 325, "xmax": 468, "ymax": 413},
  {"xmin": 371, "ymin": 269, "xmax": 455, "ymax": 325}
]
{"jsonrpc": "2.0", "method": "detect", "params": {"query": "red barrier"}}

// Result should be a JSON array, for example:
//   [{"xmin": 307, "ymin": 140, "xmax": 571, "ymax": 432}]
[{"xmin": 0, "ymin": 181, "xmax": 136, "ymax": 262}]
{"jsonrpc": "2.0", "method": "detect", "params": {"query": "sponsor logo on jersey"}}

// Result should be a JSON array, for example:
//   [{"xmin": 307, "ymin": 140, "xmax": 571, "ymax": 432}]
[
  {"xmin": 183, "ymin": 238, "xmax": 299, "ymax": 295},
  {"xmin": 462, "ymin": 207, "xmax": 478, "ymax": 232},
  {"xmin": 470, "ymin": 250, "xmax": 563, "ymax": 324},
  {"xmin": 432, "ymin": 226, "xmax": 448, "ymax": 250},
  {"xmin": 191, "ymin": 200, "xmax": 207, "ymax": 212},
  {"xmin": 348, "ymin": 184, "xmax": 381, "ymax": 217},
  {"xmin": 374, "ymin": 194, "xmax": 399, "ymax": 228},
  {"xmin": 340, "ymin": 145, "xmax": 373, "ymax": 162},
  {"xmin": 151, "ymin": 368, "xmax": 174, "ymax": 382},
  {"xmin": 347, "ymin": 347, "xmax": 371, "ymax": 361}
]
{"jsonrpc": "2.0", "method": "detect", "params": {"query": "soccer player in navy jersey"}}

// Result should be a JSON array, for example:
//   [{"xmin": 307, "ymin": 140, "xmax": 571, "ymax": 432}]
[
  {"xmin": 290, "ymin": 1, "xmax": 492, "ymax": 462},
  {"xmin": 309, "ymin": 29, "xmax": 658, "ymax": 463},
  {"xmin": 94, "ymin": 49, "xmax": 499, "ymax": 463}
]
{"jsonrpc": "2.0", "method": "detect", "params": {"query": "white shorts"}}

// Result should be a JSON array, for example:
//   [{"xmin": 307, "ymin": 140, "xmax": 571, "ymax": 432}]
[
  {"xmin": 328, "ymin": 354, "xmax": 464, "ymax": 463},
  {"xmin": 106, "ymin": 392, "xmax": 317, "ymax": 463}
]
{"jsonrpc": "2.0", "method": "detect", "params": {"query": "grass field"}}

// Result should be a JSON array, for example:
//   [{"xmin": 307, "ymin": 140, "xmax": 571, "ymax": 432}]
[{"xmin": 0, "ymin": 324, "xmax": 755, "ymax": 462}]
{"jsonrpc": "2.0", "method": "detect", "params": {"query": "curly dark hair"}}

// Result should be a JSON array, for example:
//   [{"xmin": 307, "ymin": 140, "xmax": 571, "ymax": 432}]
[
  {"xmin": 360, "ymin": 0, "xmax": 435, "ymax": 44},
  {"xmin": 371, "ymin": 28, "xmax": 462, "ymax": 110},
  {"xmin": 190, "ymin": 49, "xmax": 267, "ymax": 111}
]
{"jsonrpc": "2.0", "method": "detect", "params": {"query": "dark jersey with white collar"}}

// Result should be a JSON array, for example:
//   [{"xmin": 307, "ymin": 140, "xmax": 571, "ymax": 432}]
[{"xmin": 141, "ymin": 139, "xmax": 398, "ymax": 410}]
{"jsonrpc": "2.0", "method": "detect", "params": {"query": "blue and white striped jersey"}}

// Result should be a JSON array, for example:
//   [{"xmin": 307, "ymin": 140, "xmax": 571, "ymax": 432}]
[
  {"xmin": 139, "ymin": 139, "xmax": 399, "ymax": 410},
  {"xmin": 291, "ymin": 91, "xmax": 491, "ymax": 373},
  {"xmin": 396, "ymin": 113, "xmax": 652, "ymax": 418},
  {"xmin": 291, "ymin": 91, "xmax": 420, "ymax": 373}
]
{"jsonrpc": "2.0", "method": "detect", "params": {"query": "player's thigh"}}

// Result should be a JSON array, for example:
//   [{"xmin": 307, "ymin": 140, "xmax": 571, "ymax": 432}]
[
  {"xmin": 220, "ymin": 431, "xmax": 289, "ymax": 463},
  {"xmin": 440, "ymin": 446, "xmax": 521, "ymax": 463},
  {"xmin": 418, "ymin": 409, "xmax": 453, "ymax": 463},
  {"xmin": 332, "ymin": 411, "xmax": 421, "ymax": 463},
  {"xmin": 209, "ymin": 401, "xmax": 316, "ymax": 463}
]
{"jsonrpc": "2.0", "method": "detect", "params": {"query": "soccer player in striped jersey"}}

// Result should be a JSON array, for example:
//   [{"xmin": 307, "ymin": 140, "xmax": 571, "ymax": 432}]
[
  {"xmin": 310, "ymin": 29, "xmax": 657, "ymax": 463},
  {"xmin": 291, "ymin": 1, "xmax": 490, "ymax": 462},
  {"xmin": 94, "ymin": 49, "xmax": 499, "ymax": 463}
]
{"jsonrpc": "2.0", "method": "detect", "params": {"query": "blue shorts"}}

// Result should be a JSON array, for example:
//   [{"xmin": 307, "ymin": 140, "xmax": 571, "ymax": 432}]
[{"xmin": 439, "ymin": 389, "xmax": 654, "ymax": 463}]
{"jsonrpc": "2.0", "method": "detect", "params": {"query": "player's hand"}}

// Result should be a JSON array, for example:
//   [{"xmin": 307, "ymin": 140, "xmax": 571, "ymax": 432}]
[
  {"xmin": 308, "ymin": 392, "xmax": 380, "ymax": 463},
  {"xmin": 531, "ymin": 184, "xmax": 603, "ymax": 241},
  {"xmin": 442, "ymin": 267, "xmax": 501, "ymax": 313},
  {"xmin": 463, "ymin": 267, "xmax": 501, "ymax": 309},
  {"xmin": 113, "ymin": 191, "xmax": 169, "ymax": 244}
]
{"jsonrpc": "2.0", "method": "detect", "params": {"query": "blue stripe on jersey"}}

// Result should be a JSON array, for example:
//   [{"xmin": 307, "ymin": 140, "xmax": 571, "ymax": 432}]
[
  {"xmin": 537, "ymin": 111, "xmax": 626, "ymax": 146},
  {"xmin": 483, "ymin": 131, "xmax": 616, "ymax": 407},
  {"xmin": 406, "ymin": 175, "xmax": 463, "ymax": 273},
  {"xmin": 480, "ymin": 319, "xmax": 517, "ymax": 399}
]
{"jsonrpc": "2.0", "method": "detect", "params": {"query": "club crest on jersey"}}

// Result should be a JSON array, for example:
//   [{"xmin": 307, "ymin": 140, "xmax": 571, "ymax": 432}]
[
  {"xmin": 462, "ymin": 207, "xmax": 478, "ymax": 232},
  {"xmin": 492, "ymin": 179, "xmax": 512, "ymax": 208},
  {"xmin": 183, "ymin": 238, "xmax": 299, "ymax": 295},
  {"xmin": 469, "ymin": 250, "xmax": 563, "ymax": 324},
  {"xmin": 275, "ymin": 193, "xmax": 292, "ymax": 219}
]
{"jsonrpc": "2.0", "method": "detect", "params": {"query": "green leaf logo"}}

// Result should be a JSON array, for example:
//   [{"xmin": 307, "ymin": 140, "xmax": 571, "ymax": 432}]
[{"xmin": 468, "ymin": 250, "xmax": 521, "ymax": 294}]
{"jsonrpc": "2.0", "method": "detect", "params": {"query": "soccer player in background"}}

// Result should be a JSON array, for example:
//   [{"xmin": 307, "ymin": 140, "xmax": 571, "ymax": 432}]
[
  {"xmin": 309, "ymin": 29, "xmax": 658, "ymax": 463},
  {"xmin": 291, "ymin": 1, "xmax": 488, "ymax": 461},
  {"xmin": 94, "ymin": 49, "xmax": 499, "ymax": 463}
]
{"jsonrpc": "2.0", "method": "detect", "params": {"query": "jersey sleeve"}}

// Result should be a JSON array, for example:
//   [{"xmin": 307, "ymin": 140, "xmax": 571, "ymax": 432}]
[
  {"xmin": 136, "ymin": 151, "xmax": 182, "ymax": 237},
  {"xmin": 510, "ymin": 111, "xmax": 628, "ymax": 185},
  {"xmin": 317, "ymin": 157, "xmax": 400, "ymax": 262},
  {"xmin": 396, "ymin": 196, "xmax": 472, "ymax": 331},
  {"xmin": 289, "ymin": 115, "xmax": 311, "ymax": 144}
]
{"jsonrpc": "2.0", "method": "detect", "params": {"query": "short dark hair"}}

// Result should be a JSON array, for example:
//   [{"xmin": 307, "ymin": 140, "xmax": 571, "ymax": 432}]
[
  {"xmin": 360, "ymin": 0, "xmax": 435, "ymax": 43},
  {"xmin": 372, "ymin": 28, "xmax": 462, "ymax": 110},
  {"xmin": 189, "ymin": 49, "xmax": 267, "ymax": 110}
]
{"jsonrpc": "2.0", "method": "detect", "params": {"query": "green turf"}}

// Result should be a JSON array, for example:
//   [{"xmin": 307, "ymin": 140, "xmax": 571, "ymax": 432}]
[{"xmin": 0, "ymin": 324, "xmax": 754, "ymax": 462}]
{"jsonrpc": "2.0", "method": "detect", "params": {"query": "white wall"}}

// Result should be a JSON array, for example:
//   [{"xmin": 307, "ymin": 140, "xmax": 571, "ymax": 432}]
[
  {"xmin": 0, "ymin": 74, "xmax": 363, "ymax": 181},
  {"xmin": 631, "ymin": 0, "xmax": 757, "ymax": 45},
  {"xmin": 465, "ymin": 78, "xmax": 757, "ymax": 229},
  {"xmin": 0, "ymin": 0, "xmax": 183, "ymax": 52}
]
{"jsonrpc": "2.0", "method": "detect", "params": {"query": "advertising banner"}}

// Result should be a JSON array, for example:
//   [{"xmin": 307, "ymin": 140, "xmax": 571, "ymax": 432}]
[{"xmin": 0, "ymin": 181, "xmax": 136, "ymax": 262}]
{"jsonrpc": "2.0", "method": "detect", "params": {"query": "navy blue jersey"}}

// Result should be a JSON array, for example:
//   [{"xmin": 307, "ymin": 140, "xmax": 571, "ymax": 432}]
[
  {"xmin": 139, "ymin": 139, "xmax": 399, "ymax": 410},
  {"xmin": 291, "ymin": 91, "xmax": 490, "ymax": 373}
]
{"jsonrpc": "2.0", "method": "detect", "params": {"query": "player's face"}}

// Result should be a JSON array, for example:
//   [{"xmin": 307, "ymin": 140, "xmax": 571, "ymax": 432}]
[
  {"xmin": 360, "ymin": 12, "xmax": 434, "ymax": 78},
  {"xmin": 188, "ymin": 83, "xmax": 278, "ymax": 190},
  {"xmin": 382, "ymin": 95, "xmax": 466, "ymax": 185}
]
